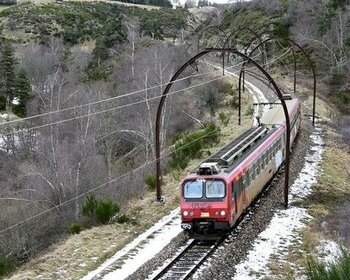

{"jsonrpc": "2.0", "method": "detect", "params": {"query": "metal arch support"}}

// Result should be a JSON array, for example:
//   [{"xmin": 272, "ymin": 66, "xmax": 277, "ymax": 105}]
[
  {"xmin": 196, "ymin": 25, "xmax": 227, "ymax": 76},
  {"xmin": 238, "ymin": 37, "xmax": 317, "ymax": 126},
  {"xmin": 223, "ymin": 27, "xmax": 263, "ymax": 63},
  {"xmin": 196, "ymin": 25, "xmax": 227, "ymax": 52},
  {"xmin": 155, "ymin": 48, "xmax": 292, "ymax": 209}
]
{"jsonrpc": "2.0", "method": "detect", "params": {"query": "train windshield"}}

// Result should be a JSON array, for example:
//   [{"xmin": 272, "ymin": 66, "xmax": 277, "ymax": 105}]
[
  {"xmin": 183, "ymin": 179, "xmax": 226, "ymax": 199},
  {"xmin": 184, "ymin": 180, "xmax": 203, "ymax": 198},
  {"xmin": 205, "ymin": 180, "xmax": 225, "ymax": 198}
]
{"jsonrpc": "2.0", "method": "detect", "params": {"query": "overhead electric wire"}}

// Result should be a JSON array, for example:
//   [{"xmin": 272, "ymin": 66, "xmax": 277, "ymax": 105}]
[
  {"xmin": 0, "ymin": 56, "xmax": 266, "ymax": 137},
  {"xmin": 0, "ymin": 49, "xmax": 293, "ymax": 139},
  {"xmin": 0, "ymin": 75, "xmax": 228, "ymax": 137},
  {"xmin": 0, "ymin": 49, "xmax": 295, "ymax": 235},
  {"xmin": 0, "ymin": 122, "xmax": 233, "ymax": 235},
  {"xmin": 0, "ymin": 53, "xmax": 262, "ymax": 128}
]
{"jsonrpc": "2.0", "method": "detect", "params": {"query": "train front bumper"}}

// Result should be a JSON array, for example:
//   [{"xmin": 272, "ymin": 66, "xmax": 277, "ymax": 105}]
[{"xmin": 181, "ymin": 221, "xmax": 229, "ymax": 232}]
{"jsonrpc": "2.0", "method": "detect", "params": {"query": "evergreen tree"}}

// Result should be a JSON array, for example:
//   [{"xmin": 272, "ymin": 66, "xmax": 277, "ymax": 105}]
[
  {"xmin": 13, "ymin": 69, "xmax": 31, "ymax": 117},
  {"xmin": 0, "ymin": 39, "xmax": 17, "ymax": 111}
]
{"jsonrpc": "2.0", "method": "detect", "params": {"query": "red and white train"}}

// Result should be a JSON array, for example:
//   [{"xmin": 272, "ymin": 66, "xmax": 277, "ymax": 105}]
[{"xmin": 180, "ymin": 96, "xmax": 301, "ymax": 238}]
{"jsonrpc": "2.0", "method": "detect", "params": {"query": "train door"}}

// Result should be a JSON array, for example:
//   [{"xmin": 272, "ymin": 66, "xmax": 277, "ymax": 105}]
[
  {"xmin": 242, "ymin": 171, "xmax": 249, "ymax": 209},
  {"xmin": 232, "ymin": 177, "xmax": 243, "ymax": 220}
]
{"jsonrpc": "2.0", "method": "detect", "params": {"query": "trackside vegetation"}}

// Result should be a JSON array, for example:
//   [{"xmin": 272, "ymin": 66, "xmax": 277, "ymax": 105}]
[
  {"xmin": 82, "ymin": 195, "xmax": 120, "ymax": 225},
  {"xmin": 306, "ymin": 250, "xmax": 350, "ymax": 280},
  {"xmin": 170, "ymin": 123, "xmax": 220, "ymax": 170}
]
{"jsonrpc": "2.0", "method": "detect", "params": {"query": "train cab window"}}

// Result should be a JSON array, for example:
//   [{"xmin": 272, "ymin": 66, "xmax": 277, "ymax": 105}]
[
  {"xmin": 183, "ymin": 180, "xmax": 203, "ymax": 199},
  {"xmin": 205, "ymin": 180, "xmax": 225, "ymax": 198}
]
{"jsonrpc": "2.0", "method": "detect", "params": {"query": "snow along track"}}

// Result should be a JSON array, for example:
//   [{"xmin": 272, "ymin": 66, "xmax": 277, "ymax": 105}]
[{"xmin": 81, "ymin": 208, "xmax": 182, "ymax": 280}]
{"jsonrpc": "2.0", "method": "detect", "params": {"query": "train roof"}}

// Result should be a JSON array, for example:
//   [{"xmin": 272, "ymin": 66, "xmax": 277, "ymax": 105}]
[
  {"xmin": 260, "ymin": 99, "xmax": 299, "ymax": 126},
  {"xmin": 192, "ymin": 98, "xmax": 299, "ymax": 177}
]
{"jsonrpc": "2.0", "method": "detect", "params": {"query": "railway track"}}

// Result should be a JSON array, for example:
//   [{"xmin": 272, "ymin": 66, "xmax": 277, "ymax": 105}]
[
  {"xmin": 151, "ymin": 237, "xmax": 225, "ymax": 280},
  {"xmin": 148, "ymin": 167, "xmax": 285, "ymax": 280}
]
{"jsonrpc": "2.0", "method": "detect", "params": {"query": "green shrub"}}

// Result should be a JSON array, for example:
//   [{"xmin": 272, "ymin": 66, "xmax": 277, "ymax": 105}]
[
  {"xmin": 0, "ymin": 257, "xmax": 12, "ymax": 277},
  {"xmin": 219, "ymin": 112, "xmax": 229, "ymax": 126},
  {"xmin": 82, "ymin": 195, "xmax": 98, "ymax": 218},
  {"xmin": 0, "ymin": 260, "xmax": 5, "ymax": 277},
  {"xmin": 95, "ymin": 199, "xmax": 120, "ymax": 224},
  {"xmin": 116, "ymin": 214, "xmax": 131, "ymax": 224},
  {"xmin": 69, "ymin": 222, "xmax": 82, "ymax": 234},
  {"xmin": 170, "ymin": 123, "xmax": 219, "ymax": 170},
  {"xmin": 0, "ymin": 96, "xmax": 6, "ymax": 110},
  {"xmin": 306, "ymin": 249, "xmax": 350, "ymax": 280},
  {"xmin": 245, "ymin": 105, "xmax": 254, "ymax": 116},
  {"xmin": 86, "ymin": 66, "xmax": 109, "ymax": 81},
  {"xmin": 82, "ymin": 195, "xmax": 120, "ymax": 225},
  {"xmin": 144, "ymin": 174, "xmax": 157, "ymax": 190}
]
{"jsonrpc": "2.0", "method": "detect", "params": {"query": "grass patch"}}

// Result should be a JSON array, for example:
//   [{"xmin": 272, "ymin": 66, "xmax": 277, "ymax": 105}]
[
  {"xmin": 306, "ymin": 249, "xmax": 350, "ymax": 280},
  {"xmin": 69, "ymin": 223, "xmax": 82, "ymax": 234},
  {"xmin": 144, "ymin": 174, "xmax": 157, "ymax": 191},
  {"xmin": 305, "ymin": 146, "xmax": 350, "ymax": 218}
]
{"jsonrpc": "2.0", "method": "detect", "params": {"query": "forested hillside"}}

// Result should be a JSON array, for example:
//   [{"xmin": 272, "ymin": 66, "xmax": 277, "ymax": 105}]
[
  {"xmin": 0, "ymin": 0, "xmax": 349, "ymax": 278},
  {"xmin": 0, "ymin": 2, "xmax": 198, "ymax": 275}
]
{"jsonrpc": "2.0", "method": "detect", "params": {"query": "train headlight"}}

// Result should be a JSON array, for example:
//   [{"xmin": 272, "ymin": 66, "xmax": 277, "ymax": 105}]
[
  {"xmin": 183, "ymin": 211, "xmax": 189, "ymax": 217},
  {"xmin": 220, "ymin": 210, "xmax": 226, "ymax": 216},
  {"xmin": 189, "ymin": 212, "xmax": 194, "ymax": 216}
]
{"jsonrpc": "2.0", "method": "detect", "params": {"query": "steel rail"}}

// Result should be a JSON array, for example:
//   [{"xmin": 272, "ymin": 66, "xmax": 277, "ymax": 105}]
[{"xmin": 151, "ymin": 237, "xmax": 225, "ymax": 280}]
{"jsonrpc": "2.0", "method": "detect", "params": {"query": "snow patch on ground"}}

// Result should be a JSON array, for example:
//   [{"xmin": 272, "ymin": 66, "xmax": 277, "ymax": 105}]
[
  {"xmin": 231, "ymin": 123, "xmax": 324, "ymax": 279},
  {"xmin": 82, "ymin": 208, "xmax": 182, "ymax": 280},
  {"xmin": 243, "ymin": 80, "xmax": 269, "ymax": 126},
  {"xmin": 289, "ymin": 127, "xmax": 323, "ymax": 202},
  {"xmin": 316, "ymin": 239, "xmax": 342, "ymax": 266}
]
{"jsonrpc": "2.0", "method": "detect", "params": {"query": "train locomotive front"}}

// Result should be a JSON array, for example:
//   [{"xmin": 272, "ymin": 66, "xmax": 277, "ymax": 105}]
[{"xmin": 180, "ymin": 164, "xmax": 231, "ymax": 236}]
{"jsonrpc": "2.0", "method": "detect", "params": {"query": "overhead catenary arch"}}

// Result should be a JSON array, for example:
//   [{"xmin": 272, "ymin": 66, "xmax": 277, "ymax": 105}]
[
  {"xmin": 155, "ymin": 48, "xmax": 292, "ymax": 209},
  {"xmin": 196, "ymin": 25, "xmax": 227, "ymax": 52},
  {"xmin": 196, "ymin": 25, "xmax": 227, "ymax": 75},
  {"xmin": 238, "ymin": 36, "xmax": 317, "ymax": 125},
  {"xmin": 223, "ymin": 26, "xmax": 265, "ymax": 63}
]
